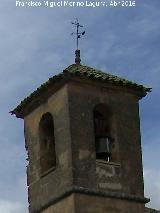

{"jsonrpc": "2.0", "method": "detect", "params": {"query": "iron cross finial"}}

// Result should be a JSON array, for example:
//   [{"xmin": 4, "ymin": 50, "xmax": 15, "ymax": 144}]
[{"xmin": 71, "ymin": 18, "xmax": 85, "ymax": 50}]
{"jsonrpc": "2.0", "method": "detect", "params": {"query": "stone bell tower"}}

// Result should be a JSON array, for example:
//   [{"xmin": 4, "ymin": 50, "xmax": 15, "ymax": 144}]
[{"xmin": 11, "ymin": 50, "xmax": 151, "ymax": 213}]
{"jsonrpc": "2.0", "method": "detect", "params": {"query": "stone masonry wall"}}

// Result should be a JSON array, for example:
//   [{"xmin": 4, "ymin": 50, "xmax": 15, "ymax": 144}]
[
  {"xmin": 68, "ymin": 80, "xmax": 144, "ymax": 198},
  {"xmin": 24, "ymin": 85, "xmax": 73, "ymax": 212}
]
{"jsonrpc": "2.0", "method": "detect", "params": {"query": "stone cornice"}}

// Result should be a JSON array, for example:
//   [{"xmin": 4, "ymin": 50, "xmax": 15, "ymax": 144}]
[{"xmin": 31, "ymin": 186, "xmax": 150, "ymax": 213}]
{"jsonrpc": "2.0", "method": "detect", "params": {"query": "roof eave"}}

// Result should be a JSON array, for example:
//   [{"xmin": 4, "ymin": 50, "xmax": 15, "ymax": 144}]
[{"xmin": 10, "ymin": 64, "xmax": 152, "ymax": 118}]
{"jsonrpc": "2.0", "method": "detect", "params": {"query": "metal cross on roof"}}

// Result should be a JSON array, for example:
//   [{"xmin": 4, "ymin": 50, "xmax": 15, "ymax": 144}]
[{"xmin": 71, "ymin": 18, "xmax": 85, "ymax": 50}]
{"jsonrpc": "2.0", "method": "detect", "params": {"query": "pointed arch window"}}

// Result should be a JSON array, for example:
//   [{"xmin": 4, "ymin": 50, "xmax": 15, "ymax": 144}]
[
  {"xmin": 39, "ymin": 112, "xmax": 56, "ymax": 175},
  {"xmin": 94, "ymin": 104, "xmax": 113, "ymax": 162}
]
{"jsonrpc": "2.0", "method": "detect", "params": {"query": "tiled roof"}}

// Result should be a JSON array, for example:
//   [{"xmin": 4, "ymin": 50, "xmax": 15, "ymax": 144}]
[{"xmin": 10, "ymin": 64, "xmax": 151, "ymax": 118}]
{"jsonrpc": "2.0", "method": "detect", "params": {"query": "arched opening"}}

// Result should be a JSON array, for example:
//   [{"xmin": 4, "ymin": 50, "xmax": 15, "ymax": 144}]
[
  {"xmin": 39, "ymin": 112, "xmax": 56, "ymax": 175},
  {"xmin": 94, "ymin": 104, "xmax": 113, "ymax": 162}
]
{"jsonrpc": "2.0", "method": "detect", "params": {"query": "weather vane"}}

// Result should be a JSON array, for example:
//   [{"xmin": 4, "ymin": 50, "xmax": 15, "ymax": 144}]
[{"xmin": 71, "ymin": 18, "xmax": 85, "ymax": 50}]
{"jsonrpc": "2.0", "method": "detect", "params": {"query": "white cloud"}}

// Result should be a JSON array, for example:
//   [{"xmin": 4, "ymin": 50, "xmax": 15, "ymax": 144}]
[
  {"xmin": 0, "ymin": 176, "xmax": 28, "ymax": 213},
  {"xmin": 144, "ymin": 169, "xmax": 160, "ymax": 210},
  {"xmin": 0, "ymin": 200, "xmax": 27, "ymax": 213}
]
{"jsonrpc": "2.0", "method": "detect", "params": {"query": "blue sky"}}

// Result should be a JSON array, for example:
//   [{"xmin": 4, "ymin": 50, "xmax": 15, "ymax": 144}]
[{"xmin": 0, "ymin": 0, "xmax": 160, "ymax": 212}]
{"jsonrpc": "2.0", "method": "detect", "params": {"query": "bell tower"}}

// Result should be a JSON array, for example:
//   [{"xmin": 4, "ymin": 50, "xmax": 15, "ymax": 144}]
[{"xmin": 11, "ymin": 56, "xmax": 151, "ymax": 213}]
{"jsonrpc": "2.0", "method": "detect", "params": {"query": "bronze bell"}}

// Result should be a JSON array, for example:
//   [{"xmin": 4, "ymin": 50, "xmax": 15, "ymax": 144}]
[{"xmin": 96, "ymin": 137, "xmax": 111, "ymax": 161}]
